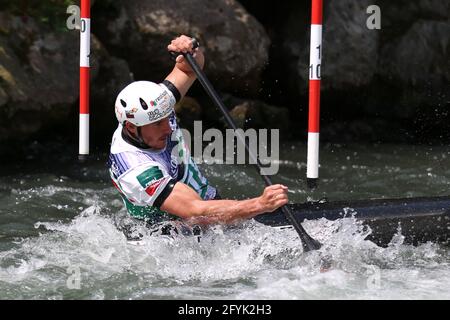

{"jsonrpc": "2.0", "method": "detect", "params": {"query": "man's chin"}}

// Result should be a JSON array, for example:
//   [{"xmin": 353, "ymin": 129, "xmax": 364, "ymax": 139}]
[
  {"xmin": 155, "ymin": 141, "xmax": 167, "ymax": 150},
  {"xmin": 146, "ymin": 138, "xmax": 167, "ymax": 150}
]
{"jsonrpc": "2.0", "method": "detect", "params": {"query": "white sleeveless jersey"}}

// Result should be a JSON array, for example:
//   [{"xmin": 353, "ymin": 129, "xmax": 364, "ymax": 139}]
[{"xmin": 108, "ymin": 112, "xmax": 217, "ymax": 221}]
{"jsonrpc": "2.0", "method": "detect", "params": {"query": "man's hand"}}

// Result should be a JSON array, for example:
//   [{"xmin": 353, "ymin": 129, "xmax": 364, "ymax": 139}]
[
  {"xmin": 167, "ymin": 35, "xmax": 205, "ymax": 75},
  {"xmin": 257, "ymin": 184, "xmax": 289, "ymax": 213}
]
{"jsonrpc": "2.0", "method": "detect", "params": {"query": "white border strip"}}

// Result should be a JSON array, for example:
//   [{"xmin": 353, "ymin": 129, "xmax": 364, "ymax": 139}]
[
  {"xmin": 307, "ymin": 132, "xmax": 319, "ymax": 179},
  {"xmin": 79, "ymin": 114, "xmax": 90, "ymax": 155},
  {"xmin": 80, "ymin": 18, "xmax": 90, "ymax": 68}
]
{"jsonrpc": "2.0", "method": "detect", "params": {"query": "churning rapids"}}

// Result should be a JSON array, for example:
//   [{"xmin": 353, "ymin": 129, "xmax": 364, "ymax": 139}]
[{"xmin": 0, "ymin": 143, "xmax": 449, "ymax": 299}]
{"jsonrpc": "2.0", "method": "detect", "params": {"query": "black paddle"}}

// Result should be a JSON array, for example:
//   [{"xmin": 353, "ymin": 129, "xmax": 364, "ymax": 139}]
[{"xmin": 179, "ymin": 41, "xmax": 322, "ymax": 252}]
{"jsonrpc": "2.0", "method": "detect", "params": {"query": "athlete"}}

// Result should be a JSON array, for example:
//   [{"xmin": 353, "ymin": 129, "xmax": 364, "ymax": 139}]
[{"xmin": 108, "ymin": 35, "xmax": 288, "ymax": 234}]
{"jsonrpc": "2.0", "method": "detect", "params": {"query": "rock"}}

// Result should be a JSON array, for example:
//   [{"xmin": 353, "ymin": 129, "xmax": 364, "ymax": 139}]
[
  {"xmin": 0, "ymin": 86, "xmax": 7, "ymax": 107},
  {"xmin": 0, "ymin": 1, "xmax": 449, "ymax": 149},
  {"xmin": 296, "ymin": 0, "xmax": 379, "ymax": 91},
  {"xmin": 174, "ymin": 96, "xmax": 202, "ymax": 132},
  {"xmin": 90, "ymin": 54, "xmax": 134, "ymax": 143},
  {"xmin": 0, "ymin": 15, "xmax": 79, "ymax": 141},
  {"xmin": 379, "ymin": 0, "xmax": 449, "ymax": 30},
  {"xmin": 228, "ymin": 100, "xmax": 290, "ymax": 132},
  {"xmin": 0, "ymin": 12, "xmax": 133, "ymax": 144},
  {"xmin": 93, "ymin": 0, "xmax": 270, "ymax": 95},
  {"xmin": 375, "ymin": 19, "xmax": 449, "ymax": 123},
  {"xmin": 379, "ymin": 20, "xmax": 449, "ymax": 87}
]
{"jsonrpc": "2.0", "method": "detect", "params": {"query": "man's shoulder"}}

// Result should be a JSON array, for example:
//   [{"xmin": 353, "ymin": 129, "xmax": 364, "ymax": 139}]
[
  {"xmin": 109, "ymin": 150, "xmax": 166, "ymax": 178},
  {"xmin": 108, "ymin": 127, "xmax": 163, "ymax": 178}
]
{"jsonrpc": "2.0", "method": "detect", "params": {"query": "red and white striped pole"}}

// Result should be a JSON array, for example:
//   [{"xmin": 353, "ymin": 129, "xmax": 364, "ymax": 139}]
[
  {"xmin": 306, "ymin": 0, "xmax": 323, "ymax": 189},
  {"xmin": 79, "ymin": 0, "xmax": 90, "ymax": 160}
]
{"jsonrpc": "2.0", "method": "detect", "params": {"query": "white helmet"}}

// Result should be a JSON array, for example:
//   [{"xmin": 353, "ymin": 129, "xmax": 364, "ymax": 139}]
[{"xmin": 114, "ymin": 81, "xmax": 175, "ymax": 126}]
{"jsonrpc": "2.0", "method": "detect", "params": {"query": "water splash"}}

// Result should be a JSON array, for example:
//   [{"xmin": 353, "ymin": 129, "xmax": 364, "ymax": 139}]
[{"xmin": 0, "ymin": 203, "xmax": 448, "ymax": 299}]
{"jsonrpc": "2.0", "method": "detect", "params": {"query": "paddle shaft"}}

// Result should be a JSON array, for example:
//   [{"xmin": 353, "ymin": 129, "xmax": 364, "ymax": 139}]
[{"xmin": 183, "ymin": 52, "xmax": 321, "ymax": 252}]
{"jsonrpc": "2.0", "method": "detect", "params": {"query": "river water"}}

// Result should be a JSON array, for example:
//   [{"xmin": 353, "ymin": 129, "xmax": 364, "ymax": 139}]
[{"xmin": 0, "ymin": 142, "xmax": 449, "ymax": 299}]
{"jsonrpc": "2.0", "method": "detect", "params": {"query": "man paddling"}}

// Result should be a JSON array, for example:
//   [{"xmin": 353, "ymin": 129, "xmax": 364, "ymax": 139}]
[{"xmin": 107, "ymin": 35, "xmax": 288, "ymax": 235}]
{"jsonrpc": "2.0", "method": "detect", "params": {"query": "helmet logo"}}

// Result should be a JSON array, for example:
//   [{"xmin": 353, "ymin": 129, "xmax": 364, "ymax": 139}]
[
  {"xmin": 126, "ymin": 107, "xmax": 138, "ymax": 119},
  {"xmin": 150, "ymin": 100, "xmax": 157, "ymax": 107},
  {"xmin": 120, "ymin": 99, "xmax": 127, "ymax": 108},
  {"xmin": 147, "ymin": 108, "xmax": 170, "ymax": 122}
]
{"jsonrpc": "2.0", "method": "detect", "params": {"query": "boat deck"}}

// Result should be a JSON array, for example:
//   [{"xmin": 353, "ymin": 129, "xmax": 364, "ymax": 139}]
[{"xmin": 255, "ymin": 196, "xmax": 450, "ymax": 247}]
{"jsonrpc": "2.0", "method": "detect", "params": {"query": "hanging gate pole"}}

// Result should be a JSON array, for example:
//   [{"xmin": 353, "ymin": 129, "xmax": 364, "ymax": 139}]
[
  {"xmin": 306, "ymin": 0, "xmax": 323, "ymax": 189},
  {"xmin": 79, "ymin": 0, "xmax": 90, "ymax": 160}
]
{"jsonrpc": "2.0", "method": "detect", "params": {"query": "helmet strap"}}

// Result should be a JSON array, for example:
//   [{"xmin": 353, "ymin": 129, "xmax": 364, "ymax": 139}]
[
  {"xmin": 121, "ymin": 124, "xmax": 151, "ymax": 149},
  {"xmin": 136, "ymin": 127, "xmax": 148, "ymax": 146}
]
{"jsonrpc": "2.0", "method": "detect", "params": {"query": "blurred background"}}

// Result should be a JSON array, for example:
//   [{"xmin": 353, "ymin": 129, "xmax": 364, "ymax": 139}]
[{"xmin": 0, "ymin": 0, "xmax": 448, "ymax": 162}]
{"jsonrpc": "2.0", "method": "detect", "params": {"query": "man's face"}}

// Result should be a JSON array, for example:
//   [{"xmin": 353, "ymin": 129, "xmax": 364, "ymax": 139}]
[{"xmin": 127, "ymin": 116, "xmax": 172, "ymax": 149}]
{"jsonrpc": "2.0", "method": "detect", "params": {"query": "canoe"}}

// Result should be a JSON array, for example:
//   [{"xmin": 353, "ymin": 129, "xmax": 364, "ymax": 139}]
[{"xmin": 255, "ymin": 196, "xmax": 450, "ymax": 247}]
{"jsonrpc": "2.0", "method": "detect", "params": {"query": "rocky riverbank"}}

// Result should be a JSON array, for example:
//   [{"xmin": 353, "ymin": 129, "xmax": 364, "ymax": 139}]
[{"xmin": 0, "ymin": 0, "xmax": 448, "ymax": 158}]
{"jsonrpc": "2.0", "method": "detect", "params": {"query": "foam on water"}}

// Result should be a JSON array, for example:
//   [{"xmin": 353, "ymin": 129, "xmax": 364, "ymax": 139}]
[{"xmin": 0, "ymin": 200, "xmax": 449, "ymax": 299}]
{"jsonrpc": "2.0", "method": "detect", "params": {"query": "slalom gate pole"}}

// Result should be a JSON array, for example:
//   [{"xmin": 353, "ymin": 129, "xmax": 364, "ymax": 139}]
[
  {"xmin": 79, "ymin": 0, "xmax": 90, "ymax": 160},
  {"xmin": 306, "ymin": 0, "xmax": 323, "ymax": 189}
]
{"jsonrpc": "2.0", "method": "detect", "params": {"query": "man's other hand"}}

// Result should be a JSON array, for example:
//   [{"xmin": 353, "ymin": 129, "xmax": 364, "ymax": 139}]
[
  {"xmin": 257, "ymin": 184, "xmax": 289, "ymax": 213},
  {"xmin": 167, "ymin": 35, "xmax": 205, "ymax": 74}
]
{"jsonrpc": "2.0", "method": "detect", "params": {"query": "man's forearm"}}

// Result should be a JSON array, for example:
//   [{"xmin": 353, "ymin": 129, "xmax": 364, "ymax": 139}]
[
  {"xmin": 160, "ymin": 182, "xmax": 288, "ymax": 226},
  {"xmin": 189, "ymin": 197, "xmax": 265, "ymax": 225},
  {"xmin": 165, "ymin": 68, "xmax": 196, "ymax": 99}
]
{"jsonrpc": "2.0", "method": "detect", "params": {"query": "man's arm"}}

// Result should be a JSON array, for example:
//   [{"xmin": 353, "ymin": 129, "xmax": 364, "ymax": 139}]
[
  {"xmin": 160, "ymin": 182, "xmax": 289, "ymax": 225},
  {"xmin": 165, "ymin": 35, "xmax": 205, "ymax": 99}
]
